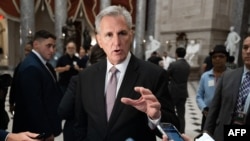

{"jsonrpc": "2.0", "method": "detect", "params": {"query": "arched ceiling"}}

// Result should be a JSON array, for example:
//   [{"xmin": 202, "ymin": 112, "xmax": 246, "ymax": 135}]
[{"xmin": 0, "ymin": 0, "xmax": 136, "ymax": 29}]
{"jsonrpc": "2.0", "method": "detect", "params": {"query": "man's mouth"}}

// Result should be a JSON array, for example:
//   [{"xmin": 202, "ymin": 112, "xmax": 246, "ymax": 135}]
[{"xmin": 114, "ymin": 49, "xmax": 120, "ymax": 52}]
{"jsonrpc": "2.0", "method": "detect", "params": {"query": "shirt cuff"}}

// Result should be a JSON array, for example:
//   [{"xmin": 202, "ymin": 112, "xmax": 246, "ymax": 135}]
[
  {"xmin": 5, "ymin": 132, "xmax": 10, "ymax": 141},
  {"xmin": 148, "ymin": 115, "xmax": 161, "ymax": 129}
]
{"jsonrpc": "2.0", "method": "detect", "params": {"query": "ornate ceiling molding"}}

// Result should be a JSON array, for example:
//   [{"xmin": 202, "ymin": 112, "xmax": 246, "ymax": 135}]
[{"xmin": 0, "ymin": 0, "xmax": 136, "ymax": 29}]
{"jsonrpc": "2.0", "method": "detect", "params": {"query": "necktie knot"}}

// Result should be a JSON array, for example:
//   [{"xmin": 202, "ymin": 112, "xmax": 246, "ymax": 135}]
[{"xmin": 110, "ymin": 66, "xmax": 118, "ymax": 74}]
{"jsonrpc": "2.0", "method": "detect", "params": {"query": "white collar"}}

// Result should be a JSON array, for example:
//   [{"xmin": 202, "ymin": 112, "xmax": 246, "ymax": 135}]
[
  {"xmin": 106, "ymin": 52, "xmax": 131, "ymax": 74},
  {"xmin": 32, "ymin": 49, "xmax": 47, "ymax": 65}
]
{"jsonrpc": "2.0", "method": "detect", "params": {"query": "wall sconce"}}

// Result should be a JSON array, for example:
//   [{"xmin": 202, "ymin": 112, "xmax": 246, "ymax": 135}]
[
  {"xmin": 27, "ymin": 29, "xmax": 33, "ymax": 41},
  {"xmin": 61, "ymin": 33, "xmax": 66, "ymax": 40}
]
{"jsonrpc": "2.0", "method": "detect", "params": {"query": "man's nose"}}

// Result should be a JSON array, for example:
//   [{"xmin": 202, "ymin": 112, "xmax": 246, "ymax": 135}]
[{"xmin": 112, "ymin": 34, "xmax": 121, "ymax": 45}]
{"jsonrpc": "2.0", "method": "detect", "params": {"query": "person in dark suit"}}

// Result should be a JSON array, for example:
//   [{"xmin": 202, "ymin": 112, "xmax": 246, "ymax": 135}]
[
  {"xmin": 75, "ymin": 5, "xmax": 179, "ymax": 141},
  {"xmin": 12, "ymin": 30, "xmax": 63, "ymax": 140},
  {"xmin": 58, "ymin": 48, "xmax": 105, "ymax": 141},
  {"xmin": 0, "ymin": 130, "xmax": 39, "ymax": 141},
  {"xmin": 147, "ymin": 51, "xmax": 163, "ymax": 66},
  {"xmin": 58, "ymin": 75, "xmax": 83, "ymax": 141},
  {"xmin": 203, "ymin": 34, "xmax": 250, "ymax": 141},
  {"xmin": 167, "ymin": 47, "xmax": 191, "ymax": 133},
  {"xmin": 9, "ymin": 41, "xmax": 33, "ymax": 116}
]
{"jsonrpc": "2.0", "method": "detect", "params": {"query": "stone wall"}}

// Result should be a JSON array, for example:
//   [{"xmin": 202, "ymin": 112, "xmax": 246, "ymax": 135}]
[{"xmin": 155, "ymin": 0, "xmax": 234, "ymax": 79}]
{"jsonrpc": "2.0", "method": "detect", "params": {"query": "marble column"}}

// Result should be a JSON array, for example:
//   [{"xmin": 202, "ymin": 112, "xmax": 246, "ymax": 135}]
[
  {"xmin": 100, "ymin": 0, "xmax": 111, "ymax": 10},
  {"xmin": 231, "ymin": 0, "xmax": 250, "ymax": 66},
  {"xmin": 20, "ymin": 0, "xmax": 34, "ymax": 59},
  {"xmin": 133, "ymin": 0, "xmax": 146, "ymax": 59},
  {"xmin": 54, "ymin": 0, "xmax": 67, "ymax": 65},
  {"xmin": 146, "ymin": 0, "xmax": 156, "ymax": 39}
]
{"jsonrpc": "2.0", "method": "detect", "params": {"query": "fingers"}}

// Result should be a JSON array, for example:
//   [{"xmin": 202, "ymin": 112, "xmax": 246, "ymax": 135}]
[
  {"xmin": 121, "ymin": 96, "xmax": 143, "ymax": 105},
  {"xmin": 121, "ymin": 87, "xmax": 159, "ymax": 105},
  {"xmin": 134, "ymin": 86, "xmax": 152, "ymax": 95},
  {"xmin": 25, "ymin": 132, "xmax": 39, "ymax": 138},
  {"xmin": 181, "ymin": 134, "xmax": 191, "ymax": 141},
  {"xmin": 162, "ymin": 134, "xmax": 168, "ymax": 141},
  {"xmin": 134, "ymin": 87, "xmax": 158, "ymax": 100},
  {"xmin": 121, "ymin": 97, "xmax": 133, "ymax": 105}
]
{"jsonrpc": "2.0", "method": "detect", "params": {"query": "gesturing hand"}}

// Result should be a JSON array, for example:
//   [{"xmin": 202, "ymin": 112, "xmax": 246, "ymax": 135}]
[{"xmin": 121, "ymin": 86, "xmax": 161, "ymax": 119}]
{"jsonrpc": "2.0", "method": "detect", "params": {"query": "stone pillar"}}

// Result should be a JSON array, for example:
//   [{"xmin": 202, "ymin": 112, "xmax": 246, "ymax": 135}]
[
  {"xmin": 20, "ymin": 0, "xmax": 34, "ymax": 60},
  {"xmin": 231, "ymin": 0, "xmax": 250, "ymax": 66},
  {"xmin": 100, "ymin": 0, "xmax": 111, "ymax": 10},
  {"xmin": 133, "ymin": 0, "xmax": 146, "ymax": 59},
  {"xmin": 146, "ymin": 0, "xmax": 156, "ymax": 39},
  {"xmin": 54, "ymin": 0, "xmax": 67, "ymax": 66}
]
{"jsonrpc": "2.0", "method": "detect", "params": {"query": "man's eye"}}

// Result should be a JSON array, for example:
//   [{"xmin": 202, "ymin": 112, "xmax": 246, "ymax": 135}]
[
  {"xmin": 243, "ymin": 45, "xmax": 250, "ymax": 50},
  {"xmin": 47, "ymin": 44, "xmax": 55, "ymax": 48},
  {"xmin": 106, "ymin": 33, "xmax": 113, "ymax": 37},
  {"xmin": 119, "ymin": 31, "xmax": 128, "ymax": 36}
]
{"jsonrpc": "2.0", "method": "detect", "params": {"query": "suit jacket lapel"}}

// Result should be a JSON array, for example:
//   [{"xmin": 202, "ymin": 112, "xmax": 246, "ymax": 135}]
[
  {"xmin": 93, "ymin": 61, "xmax": 108, "ymax": 127},
  {"xmin": 30, "ymin": 52, "xmax": 56, "ymax": 82},
  {"xmin": 232, "ymin": 68, "xmax": 244, "ymax": 105},
  {"xmin": 108, "ymin": 55, "xmax": 139, "ymax": 126}
]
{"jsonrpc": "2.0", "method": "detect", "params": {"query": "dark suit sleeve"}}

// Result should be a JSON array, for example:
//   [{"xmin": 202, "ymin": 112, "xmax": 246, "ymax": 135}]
[
  {"xmin": 0, "ymin": 130, "xmax": 9, "ymax": 141},
  {"xmin": 74, "ymin": 74, "xmax": 87, "ymax": 141},
  {"xmin": 9, "ymin": 63, "xmax": 20, "ymax": 106},
  {"xmin": 58, "ymin": 75, "xmax": 77, "ymax": 119},
  {"xmin": 19, "ymin": 66, "xmax": 53, "ymax": 136},
  {"xmin": 157, "ymin": 70, "xmax": 180, "ymax": 128}
]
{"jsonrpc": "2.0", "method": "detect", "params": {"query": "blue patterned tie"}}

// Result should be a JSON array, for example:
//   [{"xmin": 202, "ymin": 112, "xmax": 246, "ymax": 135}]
[{"xmin": 236, "ymin": 72, "xmax": 250, "ymax": 112}]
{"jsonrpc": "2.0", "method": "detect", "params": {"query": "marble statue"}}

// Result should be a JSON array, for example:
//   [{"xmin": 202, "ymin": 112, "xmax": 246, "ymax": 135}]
[
  {"xmin": 145, "ymin": 35, "xmax": 161, "ymax": 60},
  {"xmin": 224, "ymin": 26, "xmax": 241, "ymax": 57},
  {"xmin": 185, "ymin": 40, "xmax": 200, "ymax": 67},
  {"xmin": 161, "ymin": 51, "xmax": 175, "ymax": 70}
]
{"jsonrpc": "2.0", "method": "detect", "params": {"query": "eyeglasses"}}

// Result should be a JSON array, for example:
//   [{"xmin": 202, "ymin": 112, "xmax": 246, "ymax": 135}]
[{"xmin": 212, "ymin": 55, "xmax": 226, "ymax": 59}]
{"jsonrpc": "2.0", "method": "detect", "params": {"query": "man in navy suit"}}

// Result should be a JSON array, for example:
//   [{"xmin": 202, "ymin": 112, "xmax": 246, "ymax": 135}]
[
  {"xmin": 167, "ymin": 47, "xmax": 191, "ymax": 133},
  {"xmin": 203, "ymin": 34, "xmax": 250, "ymax": 141},
  {"xmin": 75, "ymin": 5, "xmax": 179, "ymax": 141},
  {"xmin": 12, "ymin": 30, "xmax": 63, "ymax": 141}
]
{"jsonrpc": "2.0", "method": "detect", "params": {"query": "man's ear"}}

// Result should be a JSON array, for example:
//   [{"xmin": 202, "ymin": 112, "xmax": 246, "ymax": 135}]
[
  {"xmin": 95, "ymin": 34, "xmax": 103, "ymax": 49},
  {"xmin": 32, "ymin": 40, "xmax": 38, "ymax": 50}
]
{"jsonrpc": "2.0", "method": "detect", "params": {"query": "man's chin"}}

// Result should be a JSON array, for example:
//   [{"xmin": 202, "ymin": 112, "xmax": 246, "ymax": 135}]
[{"xmin": 244, "ymin": 61, "xmax": 250, "ymax": 68}]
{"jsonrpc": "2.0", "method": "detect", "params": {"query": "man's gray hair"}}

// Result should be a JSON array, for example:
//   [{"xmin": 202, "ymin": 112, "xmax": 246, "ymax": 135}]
[{"xmin": 95, "ymin": 5, "xmax": 132, "ymax": 33}]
